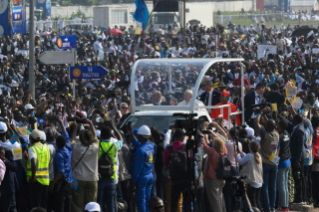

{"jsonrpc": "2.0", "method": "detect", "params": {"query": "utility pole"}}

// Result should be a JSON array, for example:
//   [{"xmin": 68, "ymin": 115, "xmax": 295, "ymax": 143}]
[
  {"xmin": 29, "ymin": 0, "xmax": 35, "ymax": 99},
  {"xmin": 183, "ymin": 0, "xmax": 186, "ymax": 46},
  {"xmin": 72, "ymin": 49, "xmax": 76, "ymax": 98}
]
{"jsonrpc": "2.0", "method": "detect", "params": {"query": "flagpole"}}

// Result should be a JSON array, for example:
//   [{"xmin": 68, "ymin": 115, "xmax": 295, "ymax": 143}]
[{"xmin": 143, "ymin": 0, "xmax": 159, "ymax": 33}]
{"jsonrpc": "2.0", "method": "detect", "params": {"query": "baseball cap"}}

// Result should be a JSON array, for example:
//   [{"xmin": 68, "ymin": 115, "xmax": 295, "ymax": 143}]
[
  {"xmin": 245, "ymin": 126, "xmax": 255, "ymax": 138},
  {"xmin": 30, "ymin": 129, "xmax": 43, "ymax": 141},
  {"xmin": 137, "ymin": 125, "xmax": 151, "ymax": 137},
  {"xmin": 85, "ymin": 202, "xmax": 101, "ymax": 212},
  {"xmin": 25, "ymin": 104, "xmax": 34, "ymax": 110},
  {"xmin": 0, "ymin": 122, "xmax": 7, "ymax": 134}
]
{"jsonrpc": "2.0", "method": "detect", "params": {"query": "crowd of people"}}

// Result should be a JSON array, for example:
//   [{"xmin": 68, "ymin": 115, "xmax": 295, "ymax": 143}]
[{"xmin": 1, "ymin": 18, "xmax": 319, "ymax": 212}]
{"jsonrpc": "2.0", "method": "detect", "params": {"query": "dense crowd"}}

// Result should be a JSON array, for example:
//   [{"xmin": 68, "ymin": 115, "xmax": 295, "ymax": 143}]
[{"xmin": 0, "ymin": 20, "xmax": 319, "ymax": 212}]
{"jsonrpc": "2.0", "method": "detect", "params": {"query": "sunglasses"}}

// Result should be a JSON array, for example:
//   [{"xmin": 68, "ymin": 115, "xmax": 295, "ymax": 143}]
[
  {"xmin": 153, "ymin": 205, "xmax": 164, "ymax": 210},
  {"xmin": 121, "ymin": 107, "xmax": 128, "ymax": 109}
]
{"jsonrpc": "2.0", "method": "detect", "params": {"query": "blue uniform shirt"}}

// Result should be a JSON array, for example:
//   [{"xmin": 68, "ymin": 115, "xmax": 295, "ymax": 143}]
[
  {"xmin": 131, "ymin": 141, "xmax": 154, "ymax": 183},
  {"xmin": 54, "ymin": 131, "xmax": 73, "ymax": 183}
]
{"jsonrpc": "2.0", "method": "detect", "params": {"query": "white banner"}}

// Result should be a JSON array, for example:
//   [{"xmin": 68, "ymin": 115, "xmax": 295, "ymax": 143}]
[
  {"xmin": 257, "ymin": 45, "xmax": 277, "ymax": 59},
  {"xmin": 313, "ymin": 48, "xmax": 319, "ymax": 54}
]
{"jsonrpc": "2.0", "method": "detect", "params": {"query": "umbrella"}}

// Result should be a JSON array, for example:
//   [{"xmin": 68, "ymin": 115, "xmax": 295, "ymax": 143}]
[
  {"xmin": 291, "ymin": 26, "xmax": 318, "ymax": 37},
  {"xmin": 105, "ymin": 28, "xmax": 124, "ymax": 35},
  {"xmin": 130, "ymin": 27, "xmax": 142, "ymax": 35},
  {"xmin": 188, "ymin": 19, "xmax": 201, "ymax": 25},
  {"xmin": 41, "ymin": 31, "xmax": 52, "ymax": 36}
]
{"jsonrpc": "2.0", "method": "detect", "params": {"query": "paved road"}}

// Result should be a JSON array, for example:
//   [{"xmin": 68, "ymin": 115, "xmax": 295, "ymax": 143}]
[{"xmin": 289, "ymin": 205, "xmax": 319, "ymax": 212}]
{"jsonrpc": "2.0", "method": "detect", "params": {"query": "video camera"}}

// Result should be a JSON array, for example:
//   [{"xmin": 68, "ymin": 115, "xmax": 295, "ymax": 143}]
[
  {"xmin": 173, "ymin": 113, "xmax": 198, "ymax": 212},
  {"xmin": 230, "ymin": 176, "xmax": 247, "ymax": 197},
  {"xmin": 174, "ymin": 113, "xmax": 198, "ymax": 130},
  {"xmin": 251, "ymin": 102, "xmax": 271, "ymax": 114}
]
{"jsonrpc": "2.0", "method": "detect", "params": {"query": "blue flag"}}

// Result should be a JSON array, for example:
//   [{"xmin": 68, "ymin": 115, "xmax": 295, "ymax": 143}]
[
  {"xmin": 134, "ymin": 0, "xmax": 149, "ymax": 29},
  {"xmin": 295, "ymin": 73, "xmax": 304, "ymax": 84}
]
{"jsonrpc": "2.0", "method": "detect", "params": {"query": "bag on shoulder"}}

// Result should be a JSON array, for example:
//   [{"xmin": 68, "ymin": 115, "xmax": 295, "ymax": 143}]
[
  {"xmin": 215, "ymin": 152, "xmax": 232, "ymax": 180},
  {"xmin": 168, "ymin": 145, "xmax": 188, "ymax": 184},
  {"xmin": 99, "ymin": 144, "xmax": 115, "ymax": 179}
]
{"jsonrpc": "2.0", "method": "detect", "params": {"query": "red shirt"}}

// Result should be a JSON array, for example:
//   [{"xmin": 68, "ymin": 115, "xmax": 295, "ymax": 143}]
[
  {"xmin": 210, "ymin": 102, "xmax": 241, "ymax": 125},
  {"xmin": 203, "ymin": 143, "xmax": 227, "ymax": 179},
  {"xmin": 313, "ymin": 127, "xmax": 319, "ymax": 160},
  {"xmin": 233, "ymin": 77, "xmax": 250, "ymax": 89}
]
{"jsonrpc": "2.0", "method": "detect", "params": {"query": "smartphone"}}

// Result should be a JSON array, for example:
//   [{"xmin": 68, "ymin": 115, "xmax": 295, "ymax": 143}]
[
  {"xmin": 202, "ymin": 130, "xmax": 211, "ymax": 134},
  {"xmin": 76, "ymin": 119, "xmax": 86, "ymax": 124},
  {"xmin": 67, "ymin": 117, "xmax": 75, "ymax": 122}
]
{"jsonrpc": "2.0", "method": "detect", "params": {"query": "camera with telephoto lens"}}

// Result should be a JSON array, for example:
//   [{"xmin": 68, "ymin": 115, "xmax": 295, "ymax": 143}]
[
  {"xmin": 230, "ymin": 175, "xmax": 246, "ymax": 197},
  {"xmin": 251, "ymin": 102, "xmax": 271, "ymax": 114},
  {"xmin": 175, "ymin": 119, "xmax": 199, "ymax": 129}
]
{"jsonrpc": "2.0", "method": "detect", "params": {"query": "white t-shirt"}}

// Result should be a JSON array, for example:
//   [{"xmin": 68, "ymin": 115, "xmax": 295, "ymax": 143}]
[
  {"xmin": 47, "ymin": 142, "xmax": 56, "ymax": 181},
  {"xmin": 28, "ymin": 142, "xmax": 49, "ymax": 161}
]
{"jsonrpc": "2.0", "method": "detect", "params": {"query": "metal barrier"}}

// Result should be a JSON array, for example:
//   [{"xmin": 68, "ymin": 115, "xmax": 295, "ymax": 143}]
[
  {"xmin": 195, "ymin": 105, "xmax": 243, "ymax": 129},
  {"xmin": 27, "ymin": 19, "xmax": 94, "ymax": 32},
  {"xmin": 195, "ymin": 104, "xmax": 231, "ymax": 129}
]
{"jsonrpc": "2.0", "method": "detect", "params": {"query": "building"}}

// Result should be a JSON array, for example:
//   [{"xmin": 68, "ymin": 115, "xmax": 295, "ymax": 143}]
[{"xmin": 290, "ymin": 0, "xmax": 318, "ymax": 11}]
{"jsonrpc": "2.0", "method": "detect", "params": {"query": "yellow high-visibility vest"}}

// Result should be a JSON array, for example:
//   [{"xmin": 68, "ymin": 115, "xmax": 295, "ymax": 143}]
[{"xmin": 26, "ymin": 142, "xmax": 50, "ymax": 186}]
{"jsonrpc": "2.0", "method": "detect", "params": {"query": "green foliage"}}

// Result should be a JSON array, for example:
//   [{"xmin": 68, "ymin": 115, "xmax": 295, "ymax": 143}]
[{"xmin": 71, "ymin": 0, "xmax": 96, "ymax": 6}]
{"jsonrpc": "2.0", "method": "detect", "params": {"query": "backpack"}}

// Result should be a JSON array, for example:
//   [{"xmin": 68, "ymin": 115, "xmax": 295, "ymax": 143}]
[
  {"xmin": 98, "ymin": 144, "xmax": 115, "ymax": 179},
  {"xmin": 215, "ymin": 152, "xmax": 232, "ymax": 180},
  {"xmin": 168, "ymin": 145, "xmax": 188, "ymax": 184}
]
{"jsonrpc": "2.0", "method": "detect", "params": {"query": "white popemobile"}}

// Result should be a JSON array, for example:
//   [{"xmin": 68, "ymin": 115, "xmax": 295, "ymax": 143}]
[{"xmin": 121, "ymin": 58, "xmax": 245, "ymax": 132}]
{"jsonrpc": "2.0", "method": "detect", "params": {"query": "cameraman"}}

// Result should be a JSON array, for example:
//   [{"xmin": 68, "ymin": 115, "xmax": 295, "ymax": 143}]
[
  {"xmin": 224, "ymin": 128, "xmax": 242, "ymax": 212},
  {"xmin": 254, "ymin": 106, "xmax": 280, "ymax": 212},
  {"xmin": 244, "ymin": 83, "xmax": 266, "ymax": 128}
]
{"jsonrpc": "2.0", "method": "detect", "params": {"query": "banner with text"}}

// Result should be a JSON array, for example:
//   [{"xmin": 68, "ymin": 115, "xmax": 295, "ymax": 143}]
[
  {"xmin": 36, "ymin": 0, "xmax": 51, "ymax": 18},
  {"xmin": 11, "ymin": 0, "xmax": 26, "ymax": 36}
]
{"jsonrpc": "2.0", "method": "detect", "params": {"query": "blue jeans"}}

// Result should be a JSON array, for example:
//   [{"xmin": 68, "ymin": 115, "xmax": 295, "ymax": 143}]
[
  {"xmin": 261, "ymin": 163, "xmax": 278, "ymax": 212},
  {"xmin": 277, "ymin": 167, "xmax": 290, "ymax": 208},
  {"xmin": 97, "ymin": 178, "xmax": 116, "ymax": 212},
  {"xmin": 135, "ymin": 173, "xmax": 154, "ymax": 212}
]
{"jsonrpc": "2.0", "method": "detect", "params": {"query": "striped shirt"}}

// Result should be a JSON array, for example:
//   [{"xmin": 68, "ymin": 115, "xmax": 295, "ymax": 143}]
[{"xmin": 0, "ymin": 159, "xmax": 5, "ymax": 185}]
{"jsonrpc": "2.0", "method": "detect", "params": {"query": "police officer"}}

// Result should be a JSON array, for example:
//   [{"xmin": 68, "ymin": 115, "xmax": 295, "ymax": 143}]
[
  {"xmin": 27, "ymin": 129, "xmax": 51, "ymax": 209},
  {"xmin": 128, "ymin": 125, "xmax": 154, "ymax": 212}
]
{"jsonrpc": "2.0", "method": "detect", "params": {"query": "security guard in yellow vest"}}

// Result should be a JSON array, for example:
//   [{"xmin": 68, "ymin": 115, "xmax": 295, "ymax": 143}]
[
  {"xmin": 97, "ymin": 126, "xmax": 123, "ymax": 212},
  {"xmin": 27, "ymin": 129, "xmax": 51, "ymax": 209}
]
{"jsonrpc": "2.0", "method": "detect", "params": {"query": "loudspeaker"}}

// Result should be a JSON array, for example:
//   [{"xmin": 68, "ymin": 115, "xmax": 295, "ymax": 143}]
[{"xmin": 153, "ymin": 1, "xmax": 178, "ymax": 12}]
